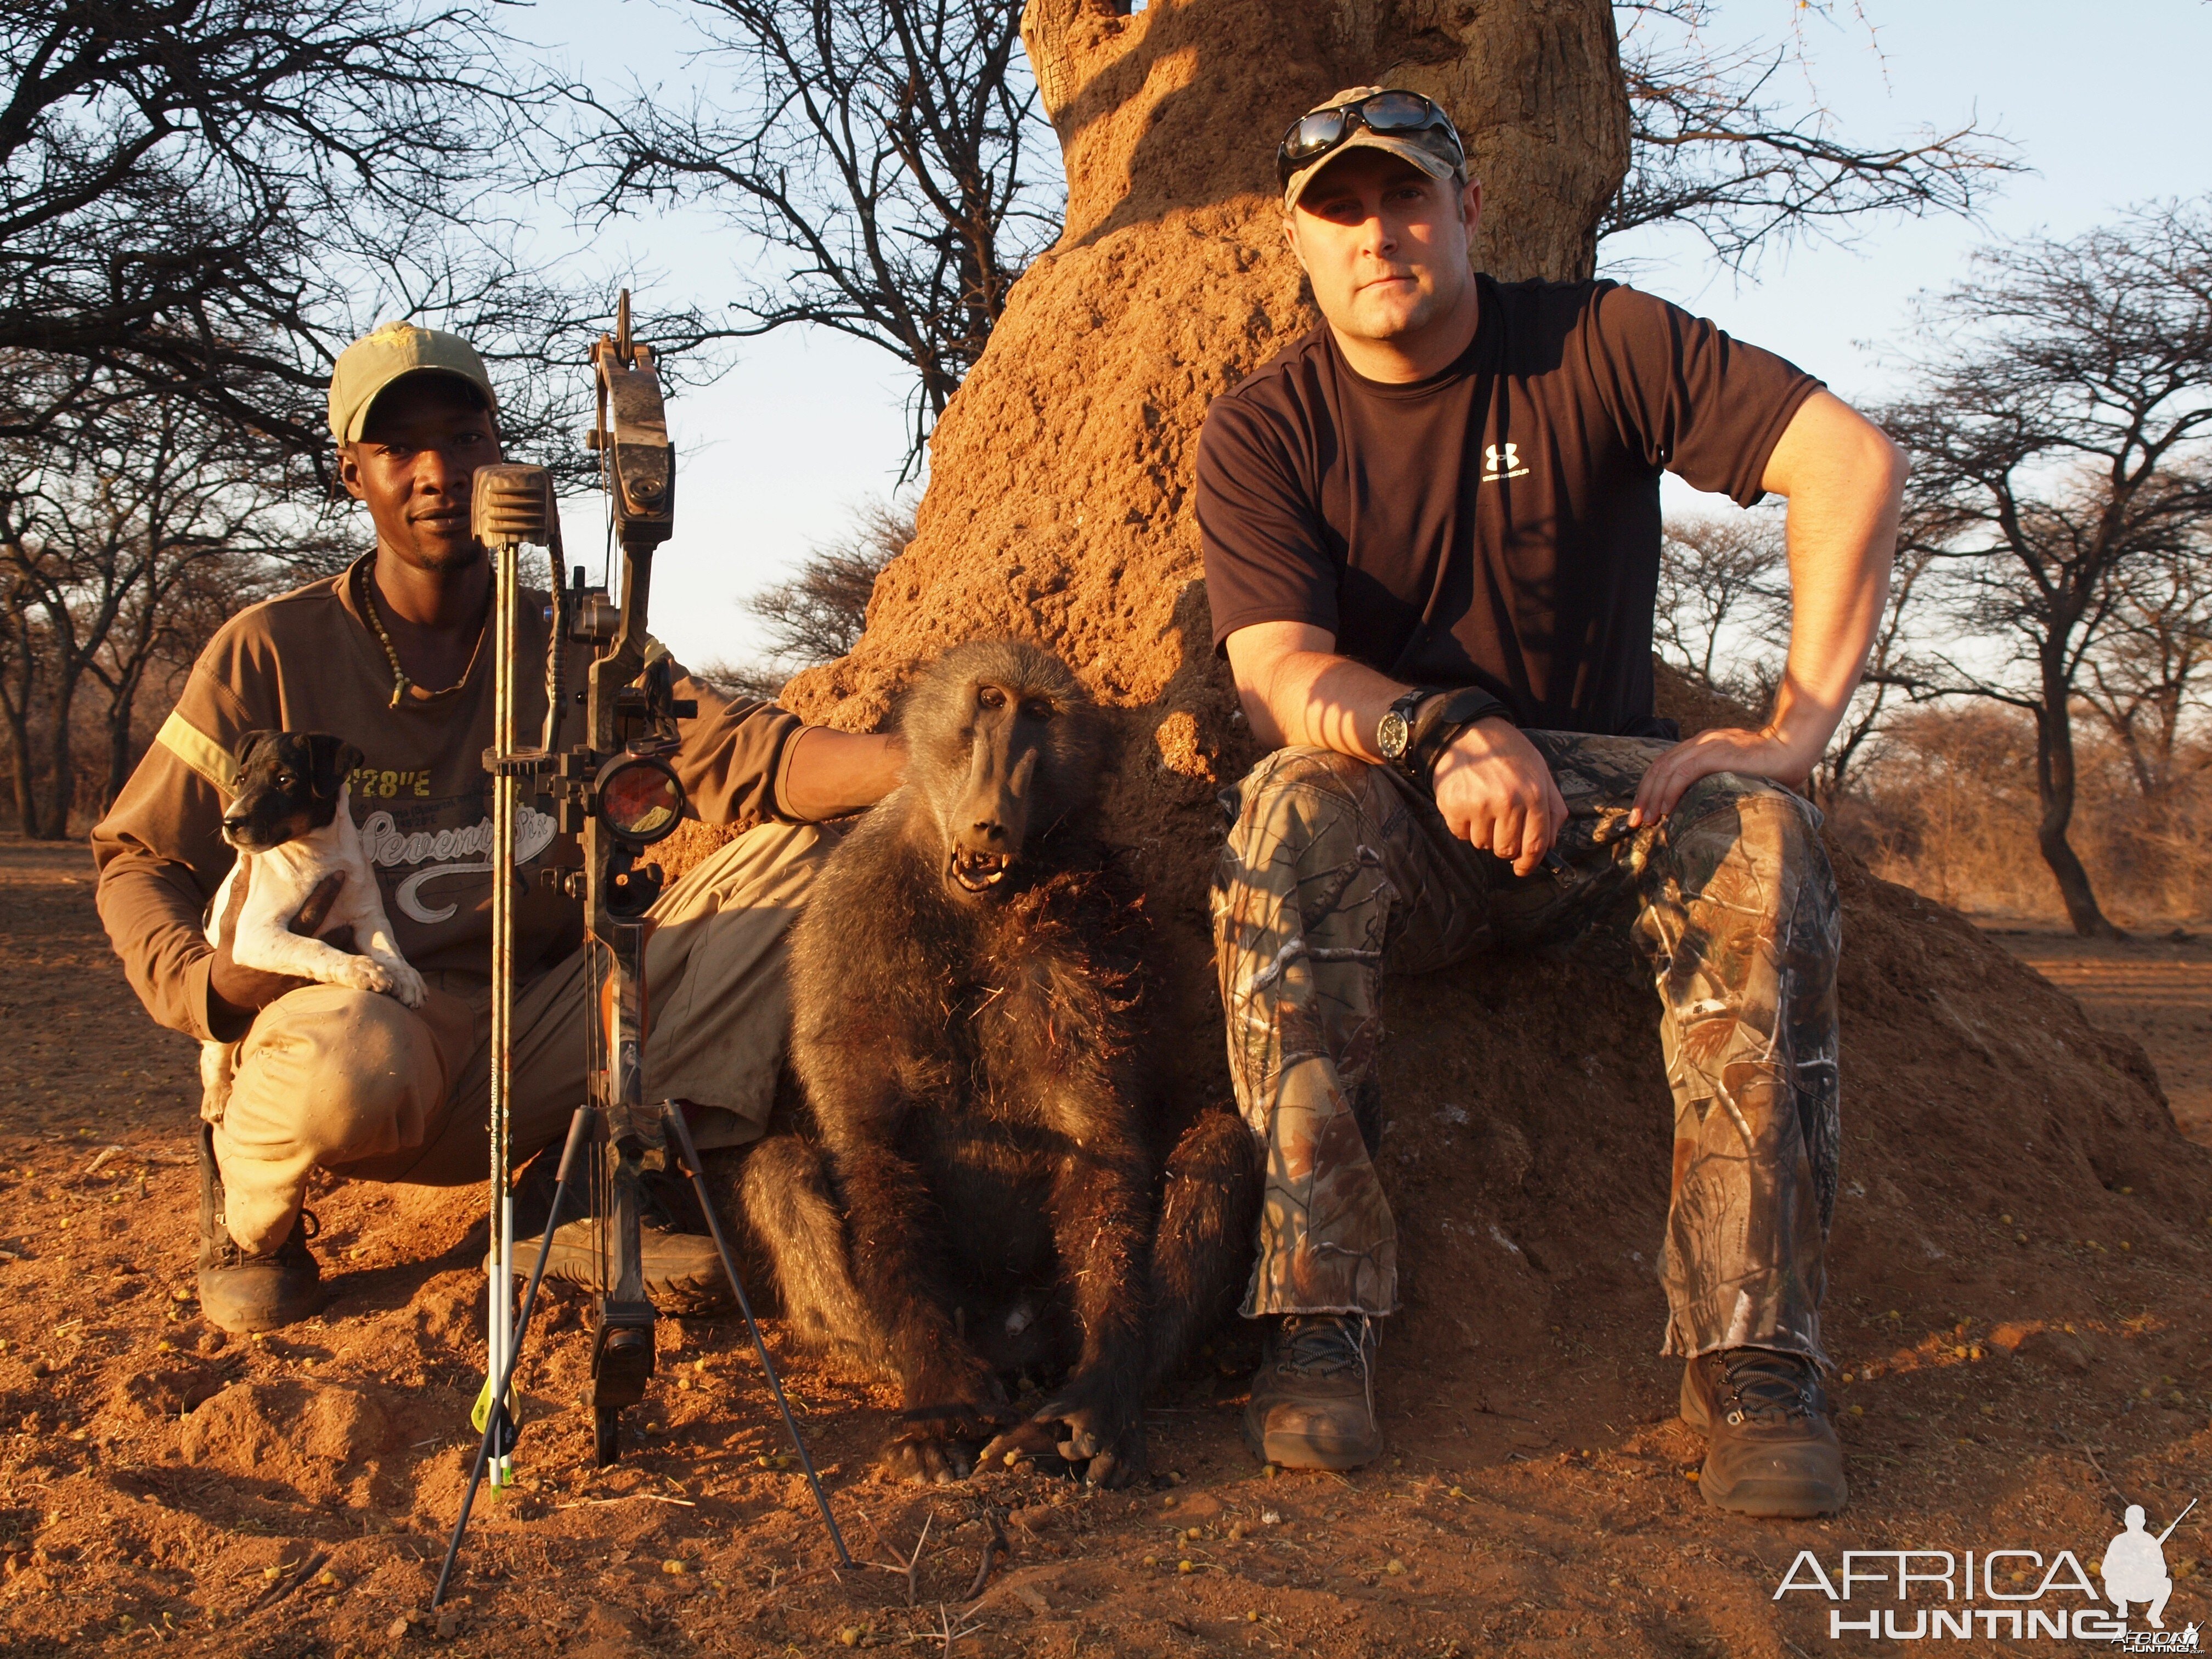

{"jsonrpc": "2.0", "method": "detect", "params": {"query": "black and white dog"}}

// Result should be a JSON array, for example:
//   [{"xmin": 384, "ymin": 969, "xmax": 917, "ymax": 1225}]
[{"xmin": 201, "ymin": 731, "xmax": 425, "ymax": 1114}]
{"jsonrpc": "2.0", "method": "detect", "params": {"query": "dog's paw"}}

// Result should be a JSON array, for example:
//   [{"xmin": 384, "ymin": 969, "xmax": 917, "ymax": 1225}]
[
  {"xmin": 342, "ymin": 957, "xmax": 396, "ymax": 996},
  {"xmin": 383, "ymin": 962, "xmax": 427, "ymax": 1008}
]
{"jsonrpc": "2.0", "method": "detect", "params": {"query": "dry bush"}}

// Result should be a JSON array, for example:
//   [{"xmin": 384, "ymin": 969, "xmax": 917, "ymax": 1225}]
[{"xmin": 1832, "ymin": 702, "xmax": 2212, "ymax": 926}]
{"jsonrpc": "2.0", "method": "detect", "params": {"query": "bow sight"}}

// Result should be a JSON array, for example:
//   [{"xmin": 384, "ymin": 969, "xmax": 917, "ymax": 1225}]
[{"xmin": 432, "ymin": 292, "xmax": 849, "ymax": 1607}]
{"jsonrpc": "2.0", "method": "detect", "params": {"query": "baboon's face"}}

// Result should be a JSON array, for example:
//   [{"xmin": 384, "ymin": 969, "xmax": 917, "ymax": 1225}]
[
  {"xmin": 900, "ymin": 641, "xmax": 1108, "ymax": 904},
  {"xmin": 222, "ymin": 731, "xmax": 362, "ymax": 854}
]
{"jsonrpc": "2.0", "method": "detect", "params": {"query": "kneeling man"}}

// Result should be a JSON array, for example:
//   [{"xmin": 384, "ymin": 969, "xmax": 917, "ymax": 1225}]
[
  {"xmin": 93, "ymin": 321, "xmax": 901, "ymax": 1334},
  {"xmin": 1198, "ymin": 88, "xmax": 1904, "ymax": 1515}
]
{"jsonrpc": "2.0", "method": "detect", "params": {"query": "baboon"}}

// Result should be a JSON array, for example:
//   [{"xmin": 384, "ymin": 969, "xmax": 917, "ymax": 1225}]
[{"xmin": 740, "ymin": 639, "xmax": 1261, "ymax": 1487}]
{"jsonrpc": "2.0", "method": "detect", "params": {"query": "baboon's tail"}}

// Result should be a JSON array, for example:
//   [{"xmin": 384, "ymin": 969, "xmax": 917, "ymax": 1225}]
[{"xmin": 734, "ymin": 1135, "xmax": 894, "ymax": 1383}]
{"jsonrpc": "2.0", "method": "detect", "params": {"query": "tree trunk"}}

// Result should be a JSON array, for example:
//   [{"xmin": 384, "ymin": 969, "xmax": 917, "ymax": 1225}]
[
  {"xmin": 780, "ymin": 0, "xmax": 1630, "ymax": 1091},
  {"xmin": 2034, "ymin": 673, "xmax": 2117, "ymax": 938},
  {"xmin": 103, "ymin": 694, "xmax": 135, "ymax": 812},
  {"xmin": 0, "ymin": 644, "xmax": 36, "ymax": 836},
  {"xmin": 2, "ymin": 719, "xmax": 30, "ymax": 836},
  {"xmin": 39, "ymin": 675, "xmax": 75, "ymax": 839}
]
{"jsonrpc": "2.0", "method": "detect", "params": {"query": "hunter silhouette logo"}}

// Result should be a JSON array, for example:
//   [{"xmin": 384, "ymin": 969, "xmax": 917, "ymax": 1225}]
[
  {"xmin": 2103, "ymin": 1500, "xmax": 2194, "ymax": 1632},
  {"xmin": 1773, "ymin": 1494, "xmax": 2200, "ymax": 1646}
]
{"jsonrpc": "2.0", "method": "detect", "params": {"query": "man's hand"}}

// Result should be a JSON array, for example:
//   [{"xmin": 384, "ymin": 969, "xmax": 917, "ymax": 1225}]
[
  {"xmin": 1431, "ymin": 717, "xmax": 1568, "ymax": 876},
  {"xmin": 208, "ymin": 868, "xmax": 357, "ymax": 1022},
  {"xmin": 1629, "ymin": 725, "xmax": 1822, "ymax": 827}
]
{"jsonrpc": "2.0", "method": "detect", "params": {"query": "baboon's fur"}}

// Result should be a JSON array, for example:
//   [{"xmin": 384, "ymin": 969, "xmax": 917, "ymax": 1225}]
[{"xmin": 739, "ymin": 639, "xmax": 1260, "ymax": 1486}]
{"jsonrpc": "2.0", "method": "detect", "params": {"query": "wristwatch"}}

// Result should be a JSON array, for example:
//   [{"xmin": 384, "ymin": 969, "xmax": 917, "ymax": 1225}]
[
  {"xmin": 1383, "ymin": 685, "xmax": 1513, "ymax": 794},
  {"xmin": 1376, "ymin": 686, "xmax": 1442, "ymax": 782}
]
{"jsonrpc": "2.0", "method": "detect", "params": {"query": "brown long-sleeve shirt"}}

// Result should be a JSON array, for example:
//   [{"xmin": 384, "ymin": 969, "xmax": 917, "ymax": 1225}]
[{"xmin": 92, "ymin": 556, "xmax": 810, "ymax": 1043}]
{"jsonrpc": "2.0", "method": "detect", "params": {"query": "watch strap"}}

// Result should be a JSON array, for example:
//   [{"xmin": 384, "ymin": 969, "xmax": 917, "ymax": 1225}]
[{"xmin": 1408, "ymin": 686, "xmax": 1511, "ymax": 792}]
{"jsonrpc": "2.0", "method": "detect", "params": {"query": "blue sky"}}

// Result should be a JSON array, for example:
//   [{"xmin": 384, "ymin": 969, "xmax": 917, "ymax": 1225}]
[{"xmin": 514, "ymin": 0, "xmax": 2212, "ymax": 673}]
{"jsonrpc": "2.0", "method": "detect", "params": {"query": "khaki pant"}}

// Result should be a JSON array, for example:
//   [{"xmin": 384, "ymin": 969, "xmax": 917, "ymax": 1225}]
[
  {"xmin": 1210, "ymin": 737, "xmax": 1841, "ymax": 1364},
  {"xmin": 211, "ymin": 823, "xmax": 830, "ymax": 1254}
]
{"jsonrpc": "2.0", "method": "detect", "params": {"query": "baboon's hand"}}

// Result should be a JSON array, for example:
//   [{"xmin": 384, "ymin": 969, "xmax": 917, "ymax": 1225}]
[
  {"xmin": 983, "ymin": 1387, "xmax": 1146, "ymax": 1489},
  {"xmin": 977, "ymin": 1417, "xmax": 1070, "ymax": 1477},
  {"xmin": 879, "ymin": 1403, "xmax": 1004, "ymax": 1486}
]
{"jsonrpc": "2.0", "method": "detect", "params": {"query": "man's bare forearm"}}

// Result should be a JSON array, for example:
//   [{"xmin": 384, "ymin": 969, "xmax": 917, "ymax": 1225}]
[
  {"xmin": 781, "ymin": 726, "xmax": 906, "ymax": 821},
  {"xmin": 1227, "ymin": 621, "xmax": 1406, "ymax": 758},
  {"xmin": 1760, "ymin": 392, "xmax": 1907, "ymax": 774},
  {"xmin": 1630, "ymin": 392, "xmax": 1906, "ymax": 823}
]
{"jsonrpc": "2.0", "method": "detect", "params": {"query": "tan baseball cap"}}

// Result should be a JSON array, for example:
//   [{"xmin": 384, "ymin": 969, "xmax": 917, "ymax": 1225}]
[
  {"xmin": 1280, "ymin": 86, "xmax": 1466, "ymax": 214},
  {"xmin": 327, "ymin": 320, "xmax": 498, "ymax": 445}
]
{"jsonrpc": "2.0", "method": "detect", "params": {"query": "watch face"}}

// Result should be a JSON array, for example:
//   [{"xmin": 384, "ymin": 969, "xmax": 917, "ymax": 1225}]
[{"xmin": 1378, "ymin": 708, "xmax": 1412, "ymax": 761}]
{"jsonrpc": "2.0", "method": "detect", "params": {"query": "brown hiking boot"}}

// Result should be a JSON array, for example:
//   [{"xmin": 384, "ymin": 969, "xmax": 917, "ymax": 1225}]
[
  {"xmin": 197, "ymin": 1125, "xmax": 329, "ymax": 1334},
  {"xmin": 494, "ymin": 1152, "xmax": 731, "ymax": 1315},
  {"xmin": 1242, "ymin": 1314, "xmax": 1383, "ymax": 1470},
  {"xmin": 531, "ymin": 1220, "xmax": 729, "ymax": 1314},
  {"xmin": 1680, "ymin": 1347, "xmax": 1848, "ymax": 1517}
]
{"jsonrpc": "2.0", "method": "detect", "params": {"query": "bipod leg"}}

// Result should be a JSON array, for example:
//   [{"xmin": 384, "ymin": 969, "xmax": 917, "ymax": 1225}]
[
  {"xmin": 432, "ymin": 1105, "xmax": 594, "ymax": 1611},
  {"xmin": 661, "ymin": 1102, "xmax": 854, "ymax": 1569}
]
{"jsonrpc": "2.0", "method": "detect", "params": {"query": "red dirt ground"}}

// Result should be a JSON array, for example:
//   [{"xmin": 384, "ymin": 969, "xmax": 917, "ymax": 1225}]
[{"xmin": 4, "ymin": 835, "xmax": 2212, "ymax": 1657}]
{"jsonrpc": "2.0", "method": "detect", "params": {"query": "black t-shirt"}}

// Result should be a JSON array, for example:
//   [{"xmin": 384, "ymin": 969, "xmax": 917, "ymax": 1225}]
[{"xmin": 1195, "ymin": 276, "xmax": 1821, "ymax": 736}]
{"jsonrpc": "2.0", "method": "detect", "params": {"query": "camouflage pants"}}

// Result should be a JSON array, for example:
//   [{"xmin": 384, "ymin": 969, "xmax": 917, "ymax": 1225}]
[{"xmin": 1210, "ymin": 736, "xmax": 1840, "ymax": 1364}]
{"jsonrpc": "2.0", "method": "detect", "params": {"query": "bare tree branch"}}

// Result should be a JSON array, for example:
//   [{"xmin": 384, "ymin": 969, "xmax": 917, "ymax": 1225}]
[
  {"xmin": 1603, "ymin": 2, "xmax": 2023, "ymax": 270},
  {"xmin": 572, "ymin": 0, "xmax": 1059, "ymax": 475},
  {"xmin": 0, "ymin": 0, "xmax": 588, "ymax": 465},
  {"xmin": 1656, "ymin": 508, "xmax": 1789, "ymax": 694}
]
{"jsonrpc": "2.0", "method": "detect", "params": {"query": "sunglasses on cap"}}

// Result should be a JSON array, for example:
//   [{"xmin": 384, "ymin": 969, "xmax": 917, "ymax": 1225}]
[{"xmin": 1276, "ymin": 89, "xmax": 1466, "ymax": 192}]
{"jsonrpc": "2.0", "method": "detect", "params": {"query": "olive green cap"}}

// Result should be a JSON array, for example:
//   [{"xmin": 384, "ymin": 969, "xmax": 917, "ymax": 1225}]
[{"xmin": 328, "ymin": 320, "xmax": 498, "ymax": 444}]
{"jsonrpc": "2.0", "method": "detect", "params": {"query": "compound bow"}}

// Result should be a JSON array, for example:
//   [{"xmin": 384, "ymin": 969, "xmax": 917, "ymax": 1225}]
[{"xmin": 432, "ymin": 292, "xmax": 849, "ymax": 1609}]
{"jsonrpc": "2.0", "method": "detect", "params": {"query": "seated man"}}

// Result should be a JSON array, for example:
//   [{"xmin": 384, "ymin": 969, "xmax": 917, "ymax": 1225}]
[
  {"xmin": 1198, "ymin": 88, "xmax": 1904, "ymax": 1515},
  {"xmin": 92, "ymin": 320, "xmax": 901, "ymax": 1334}
]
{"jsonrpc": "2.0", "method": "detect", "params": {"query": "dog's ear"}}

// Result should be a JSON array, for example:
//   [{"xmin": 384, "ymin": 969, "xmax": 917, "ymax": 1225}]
[
  {"xmin": 302, "ymin": 734, "xmax": 363, "ymax": 800},
  {"xmin": 232, "ymin": 730, "xmax": 276, "ymax": 786}
]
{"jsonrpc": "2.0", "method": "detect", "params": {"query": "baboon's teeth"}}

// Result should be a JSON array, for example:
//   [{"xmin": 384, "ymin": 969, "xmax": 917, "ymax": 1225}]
[{"xmin": 950, "ymin": 848, "xmax": 1012, "ymax": 893}]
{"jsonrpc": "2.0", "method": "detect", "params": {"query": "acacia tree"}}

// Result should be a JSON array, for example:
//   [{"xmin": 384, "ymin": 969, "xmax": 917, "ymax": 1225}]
[
  {"xmin": 1883, "ymin": 202, "xmax": 2212, "ymax": 936},
  {"xmin": 1656, "ymin": 510, "xmax": 1787, "ymax": 693},
  {"xmin": 2078, "ymin": 533, "xmax": 2212, "ymax": 803},
  {"xmin": 0, "ymin": 376, "xmax": 331, "ymax": 836},
  {"xmin": 702, "ymin": 497, "xmax": 913, "ymax": 699}
]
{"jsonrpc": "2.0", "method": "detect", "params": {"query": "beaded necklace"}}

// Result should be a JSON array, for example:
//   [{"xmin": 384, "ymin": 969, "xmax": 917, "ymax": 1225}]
[{"xmin": 356, "ymin": 561, "xmax": 489, "ymax": 709}]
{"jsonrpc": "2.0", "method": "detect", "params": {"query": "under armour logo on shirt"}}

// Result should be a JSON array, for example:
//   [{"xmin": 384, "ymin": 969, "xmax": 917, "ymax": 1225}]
[{"xmin": 1482, "ymin": 442, "xmax": 1530, "ymax": 482}]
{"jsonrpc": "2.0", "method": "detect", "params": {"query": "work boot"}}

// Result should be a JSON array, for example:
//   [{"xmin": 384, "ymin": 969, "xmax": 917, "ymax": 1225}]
[
  {"xmin": 496, "ymin": 1152, "xmax": 731, "ymax": 1316},
  {"xmin": 1680, "ymin": 1347, "xmax": 1848, "ymax": 1517},
  {"xmin": 1242, "ymin": 1313, "xmax": 1383, "ymax": 1470},
  {"xmin": 196, "ymin": 1125, "xmax": 329, "ymax": 1334}
]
